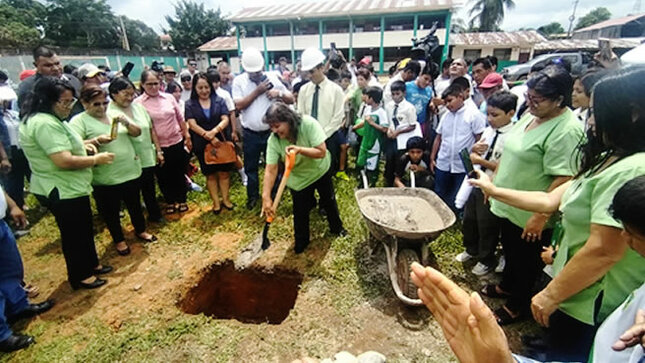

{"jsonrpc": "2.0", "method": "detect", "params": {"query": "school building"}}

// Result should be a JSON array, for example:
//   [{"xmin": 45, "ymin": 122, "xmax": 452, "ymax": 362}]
[{"xmin": 200, "ymin": 0, "xmax": 462, "ymax": 74}]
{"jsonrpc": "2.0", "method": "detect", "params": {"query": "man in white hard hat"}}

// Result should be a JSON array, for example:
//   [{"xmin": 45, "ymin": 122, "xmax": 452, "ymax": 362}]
[
  {"xmin": 297, "ymin": 47, "xmax": 346, "ymax": 178},
  {"xmin": 232, "ymin": 47, "xmax": 294, "ymax": 210}
]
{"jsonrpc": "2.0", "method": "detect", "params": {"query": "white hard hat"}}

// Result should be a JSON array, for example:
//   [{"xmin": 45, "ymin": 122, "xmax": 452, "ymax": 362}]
[
  {"xmin": 300, "ymin": 47, "xmax": 326, "ymax": 71},
  {"xmin": 241, "ymin": 48, "xmax": 264, "ymax": 72}
]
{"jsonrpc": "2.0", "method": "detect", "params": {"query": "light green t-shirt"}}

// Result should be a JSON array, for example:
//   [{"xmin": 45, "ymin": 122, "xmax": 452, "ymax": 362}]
[
  {"xmin": 108, "ymin": 102, "xmax": 156, "ymax": 168},
  {"xmin": 490, "ymin": 109, "xmax": 584, "ymax": 228},
  {"xmin": 69, "ymin": 111, "xmax": 142, "ymax": 186},
  {"xmin": 19, "ymin": 113, "xmax": 93, "ymax": 199},
  {"xmin": 266, "ymin": 115, "xmax": 330, "ymax": 192},
  {"xmin": 554, "ymin": 153, "xmax": 645, "ymax": 325}
]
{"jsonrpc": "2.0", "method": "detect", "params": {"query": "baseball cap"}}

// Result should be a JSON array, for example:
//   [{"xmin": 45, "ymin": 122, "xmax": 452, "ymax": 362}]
[
  {"xmin": 77, "ymin": 63, "xmax": 102, "ymax": 79},
  {"xmin": 19, "ymin": 69, "xmax": 36, "ymax": 81},
  {"xmin": 479, "ymin": 73, "xmax": 503, "ymax": 89},
  {"xmin": 163, "ymin": 65, "xmax": 176, "ymax": 74}
]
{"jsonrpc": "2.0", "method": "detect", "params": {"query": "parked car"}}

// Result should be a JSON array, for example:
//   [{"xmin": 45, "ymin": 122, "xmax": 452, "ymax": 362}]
[{"xmin": 501, "ymin": 52, "xmax": 592, "ymax": 81}]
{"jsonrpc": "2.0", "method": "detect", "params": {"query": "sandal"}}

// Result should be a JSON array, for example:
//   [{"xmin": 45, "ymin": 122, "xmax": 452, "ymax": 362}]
[
  {"xmin": 494, "ymin": 306, "xmax": 525, "ymax": 325},
  {"xmin": 222, "ymin": 202, "xmax": 235, "ymax": 211},
  {"xmin": 23, "ymin": 284, "xmax": 39, "ymax": 299},
  {"xmin": 178, "ymin": 203, "xmax": 189, "ymax": 213},
  {"xmin": 481, "ymin": 284, "xmax": 512, "ymax": 299},
  {"xmin": 165, "ymin": 205, "xmax": 177, "ymax": 214},
  {"xmin": 116, "ymin": 246, "xmax": 131, "ymax": 256},
  {"xmin": 136, "ymin": 233, "xmax": 158, "ymax": 243},
  {"xmin": 212, "ymin": 207, "xmax": 221, "ymax": 215}
]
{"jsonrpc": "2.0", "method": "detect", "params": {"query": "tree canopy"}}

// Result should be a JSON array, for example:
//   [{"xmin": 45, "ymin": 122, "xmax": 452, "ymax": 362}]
[
  {"xmin": 0, "ymin": 0, "xmax": 160, "ymax": 51},
  {"xmin": 575, "ymin": 7, "xmax": 612, "ymax": 30},
  {"xmin": 468, "ymin": 0, "xmax": 516, "ymax": 32},
  {"xmin": 164, "ymin": 0, "xmax": 229, "ymax": 53},
  {"xmin": 538, "ymin": 22, "xmax": 565, "ymax": 36}
]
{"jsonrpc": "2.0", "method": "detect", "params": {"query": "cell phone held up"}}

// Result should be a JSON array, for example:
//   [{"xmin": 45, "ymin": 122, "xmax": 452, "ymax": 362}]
[
  {"xmin": 259, "ymin": 74, "xmax": 274, "ymax": 90},
  {"xmin": 459, "ymin": 148, "xmax": 478, "ymax": 179}
]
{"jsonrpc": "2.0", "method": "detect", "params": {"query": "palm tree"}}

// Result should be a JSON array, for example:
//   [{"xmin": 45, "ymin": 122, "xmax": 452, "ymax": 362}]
[{"xmin": 468, "ymin": 0, "xmax": 516, "ymax": 32}]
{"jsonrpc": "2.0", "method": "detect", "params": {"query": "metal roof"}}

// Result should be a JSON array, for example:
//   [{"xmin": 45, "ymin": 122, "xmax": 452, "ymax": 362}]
[
  {"xmin": 451, "ymin": 30, "xmax": 546, "ymax": 46},
  {"xmin": 574, "ymin": 13, "xmax": 645, "ymax": 33},
  {"xmin": 534, "ymin": 37, "xmax": 645, "ymax": 51},
  {"xmin": 198, "ymin": 36, "xmax": 237, "ymax": 52},
  {"xmin": 229, "ymin": 0, "xmax": 463, "ymax": 23}
]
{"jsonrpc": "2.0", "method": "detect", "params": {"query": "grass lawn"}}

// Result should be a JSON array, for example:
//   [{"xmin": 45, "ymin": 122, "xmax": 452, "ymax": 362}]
[{"xmin": 2, "ymin": 166, "xmax": 538, "ymax": 362}]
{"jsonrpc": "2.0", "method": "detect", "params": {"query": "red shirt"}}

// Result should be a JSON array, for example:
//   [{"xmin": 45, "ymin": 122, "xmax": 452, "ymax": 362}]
[{"xmin": 134, "ymin": 92, "xmax": 184, "ymax": 147}]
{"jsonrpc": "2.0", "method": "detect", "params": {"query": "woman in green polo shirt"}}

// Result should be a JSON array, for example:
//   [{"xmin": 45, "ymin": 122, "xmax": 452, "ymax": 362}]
[
  {"xmin": 478, "ymin": 65, "xmax": 584, "ymax": 325},
  {"xmin": 19, "ymin": 77, "xmax": 115, "ymax": 290},
  {"xmin": 70, "ymin": 85, "xmax": 157, "ymax": 257},
  {"xmin": 470, "ymin": 66, "xmax": 645, "ymax": 362},
  {"xmin": 261, "ymin": 102, "xmax": 346, "ymax": 254},
  {"xmin": 108, "ymin": 77, "xmax": 164, "ymax": 223}
]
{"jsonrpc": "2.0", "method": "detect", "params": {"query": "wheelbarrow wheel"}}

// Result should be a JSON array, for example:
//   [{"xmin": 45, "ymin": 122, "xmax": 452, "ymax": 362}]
[{"xmin": 396, "ymin": 249, "xmax": 420, "ymax": 299}]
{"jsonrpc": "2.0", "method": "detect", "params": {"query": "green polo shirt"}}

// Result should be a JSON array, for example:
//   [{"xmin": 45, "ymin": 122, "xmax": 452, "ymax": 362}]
[
  {"xmin": 490, "ymin": 109, "xmax": 584, "ymax": 228},
  {"xmin": 554, "ymin": 153, "xmax": 645, "ymax": 325},
  {"xmin": 108, "ymin": 102, "xmax": 156, "ymax": 168},
  {"xmin": 69, "ymin": 112, "xmax": 141, "ymax": 186},
  {"xmin": 266, "ymin": 115, "xmax": 330, "ymax": 192},
  {"xmin": 19, "ymin": 113, "xmax": 93, "ymax": 199}
]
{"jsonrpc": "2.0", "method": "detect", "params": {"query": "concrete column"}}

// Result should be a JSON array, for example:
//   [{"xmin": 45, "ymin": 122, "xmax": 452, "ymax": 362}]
[
  {"xmin": 379, "ymin": 16, "xmax": 385, "ymax": 74},
  {"xmin": 442, "ymin": 12, "xmax": 452, "ymax": 63}
]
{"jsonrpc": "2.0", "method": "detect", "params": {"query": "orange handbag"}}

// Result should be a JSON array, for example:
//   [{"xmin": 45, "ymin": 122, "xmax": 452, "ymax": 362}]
[{"xmin": 204, "ymin": 131, "xmax": 236, "ymax": 165}]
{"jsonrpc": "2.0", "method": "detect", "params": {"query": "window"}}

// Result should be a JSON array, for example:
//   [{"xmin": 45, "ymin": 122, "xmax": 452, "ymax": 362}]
[
  {"xmin": 243, "ymin": 24, "xmax": 263, "ymax": 38},
  {"xmin": 418, "ymin": 14, "xmax": 445, "ymax": 31},
  {"xmin": 353, "ymin": 18, "xmax": 381, "ymax": 33},
  {"xmin": 493, "ymin": 48, "xmax": 512, "ymax": 61},
  {"xmin": 463, "ymin": 49, "xmax": 482, "ymax": 62},
  {"xmin": 325, "ymin": 20, "xmax": 349, "ymax": 34},
  {"xmin": 294, "ymin": 21, "xmax": 319, "ymax": 35},
  {"xmin": 268, "ymin": 23, "xmax": 290, "ymax": 36},
  {"xmin": 385, "ymin": 16, "xmax": 414, "ymax": 31}
]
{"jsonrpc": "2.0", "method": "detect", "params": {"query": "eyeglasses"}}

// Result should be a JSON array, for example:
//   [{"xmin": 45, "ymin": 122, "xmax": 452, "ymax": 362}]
[
  {"xmin": 189, "ymin": 63, "xmax": 197, "ymax": 66},
  {"xmin": 92, "ymin": 101, "xmax": 110, "ymax": 107},
  {"xmin": 58, "ymin": 98, "xmax": 77, "ymax": 108},
  {"xmin": 144, "ymin": 82, "xmax": 160, "ymax": 87},
  {"xmin": 524, "ymin": 92, "xmax": 547, "ymax": 105}
]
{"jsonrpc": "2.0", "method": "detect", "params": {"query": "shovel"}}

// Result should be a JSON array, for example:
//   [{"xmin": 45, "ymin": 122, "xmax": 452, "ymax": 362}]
[{"xmin": 261, "ymin": 150, "xmax": 296, "ymax": 250}]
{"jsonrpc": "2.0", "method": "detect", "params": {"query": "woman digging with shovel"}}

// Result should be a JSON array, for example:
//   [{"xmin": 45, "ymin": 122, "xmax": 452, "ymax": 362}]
[{"xmin": 262, "ymin": 102, "xmax": 347, "ymax": 254}]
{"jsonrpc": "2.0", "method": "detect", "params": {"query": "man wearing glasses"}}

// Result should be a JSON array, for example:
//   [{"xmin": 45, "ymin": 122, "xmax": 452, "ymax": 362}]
[{"xmin": 17, "ymin": 46, "xmax": 82, "ymax": 118}]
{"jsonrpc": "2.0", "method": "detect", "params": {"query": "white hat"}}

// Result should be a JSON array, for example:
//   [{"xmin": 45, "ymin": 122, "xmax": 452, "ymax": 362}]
[
  {"xmin": 300, "ymin": 48, "xmax": 326, "ymax": 71},
  {"xmin": 241, "ymin": 48, "xmax": 264, "ymax": 72},
  {"xmin": 77, "ymin": 63, "xmax": 102, "ymax": 79}
]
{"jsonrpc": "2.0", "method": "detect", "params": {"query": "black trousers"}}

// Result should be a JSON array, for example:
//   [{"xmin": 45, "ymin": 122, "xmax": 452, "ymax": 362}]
[
  {"xmin": 93, "ymin": 178, "xmax": 146, "ymax": 244},
  {"xmin": 156, "ymin": 141, "xmax": 187, "ymax": 204},
  {"xmin": 462, "ymin": 188, "xmax": 500, "ymax": 268},
  {"xmin": 290, "ymin": 170, "xmax": 344, "ymax": 253},
  {"xmin": 139, "ymin": 166, "xmax": 161, "ymax": 221},
  {"xmin": 544, "ymin": 309, "xmax": 597, "ymax": 362},
  {"xmin": 383, "ymin": 140, "xmax": 399, "ymax": 187},
  {"xmin": 498, "ymin": 217, "xmax": 552, "ymax": 313},
  {"xmin": 35, "ymin": 191, "xmax": 98, "ymax": 285},
  {"xmin": 3, "ymin": 147, "xmax": 30, "ymax": 208}
]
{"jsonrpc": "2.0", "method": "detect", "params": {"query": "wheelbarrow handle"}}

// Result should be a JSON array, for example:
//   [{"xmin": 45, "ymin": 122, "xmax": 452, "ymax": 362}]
[
  {"xmin": 410, "ymin": 169, "xmax": 416, "ymax": 188},
  {"xmin": 360, "ymin": 169, "xmax": 369, "ymax": 189}
]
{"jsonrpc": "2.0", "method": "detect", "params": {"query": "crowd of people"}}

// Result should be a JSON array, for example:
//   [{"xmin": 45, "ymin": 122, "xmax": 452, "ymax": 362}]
[{"xmin": 0, "ymin": 42, "xmax": 643, "ymax": 362}]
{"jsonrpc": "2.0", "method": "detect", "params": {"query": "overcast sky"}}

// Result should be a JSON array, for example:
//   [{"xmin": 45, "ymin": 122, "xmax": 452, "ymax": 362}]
[{"xmin": 107, "ymin": 0, "xmax": 639, "ymax": 33}]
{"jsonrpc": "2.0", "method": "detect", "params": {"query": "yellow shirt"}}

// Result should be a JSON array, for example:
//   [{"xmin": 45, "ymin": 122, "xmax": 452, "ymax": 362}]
[{"xmin": 297, "ymin": 77, "xmax": 345, "ymax": 138}]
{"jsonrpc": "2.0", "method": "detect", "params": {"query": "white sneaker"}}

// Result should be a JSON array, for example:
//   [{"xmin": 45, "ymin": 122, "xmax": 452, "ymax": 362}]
[
  {"xmin": 471, "ymin": 262, "xmax": 491, "ymax": 276},
  {"xmin": 190, "ymin": 182, "xmax": 203, "ymax": 192},
  {"xmin": 495, "ymin": 255, "xmax": 506, "ymax": 273},
  {"xmin": 455, "ymin": 251, "xmax": 474, "ymax": 262},
  {"xmin": 238, "ymin": 168, "xmax": 248, "ymax": 186}
]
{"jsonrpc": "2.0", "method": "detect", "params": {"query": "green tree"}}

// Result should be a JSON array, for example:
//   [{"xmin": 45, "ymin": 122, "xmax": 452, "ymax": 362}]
[
  {"xmin": 0, "ymin": 0, "xmax": 47, "ymax": 47},
  {"xmin": 468, "ymin": 0, "xmax": 516, "ymax": 32},
  {"xmin": 575, "ymin": 7, "xmax": 611, "ymax": 30},
  {"xmin": 164, "ymin": 0, "xmax": 229, "ymax": 53},
  {"xmin": 538, "ymin": 22, "xmax": 565, "ymax": 36},
  {"xmin": 122, "ymin": 17, "xmax": 160, "ymax": 51},
  {"xmin": 45, "ymin": 0, "xmax": 120, "ymax": 48}
]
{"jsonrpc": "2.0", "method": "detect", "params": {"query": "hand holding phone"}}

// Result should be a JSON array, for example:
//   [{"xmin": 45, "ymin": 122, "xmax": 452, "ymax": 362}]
[{"xmin": 459, "ymin": 148, "xmax": 478, "ymax": 179}]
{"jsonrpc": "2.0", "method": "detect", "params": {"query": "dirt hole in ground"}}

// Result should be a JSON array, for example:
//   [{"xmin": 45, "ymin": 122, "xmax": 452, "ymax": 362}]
[{"xmin": 179, "ymin": 261, "xmax": 303, "ymax": 324}]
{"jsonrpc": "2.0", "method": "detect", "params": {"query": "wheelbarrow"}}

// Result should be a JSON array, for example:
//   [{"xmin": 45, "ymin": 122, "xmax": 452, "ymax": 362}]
[{"xmin": 355, "ymin": 171, "xmax": 456, "ymax": 306}]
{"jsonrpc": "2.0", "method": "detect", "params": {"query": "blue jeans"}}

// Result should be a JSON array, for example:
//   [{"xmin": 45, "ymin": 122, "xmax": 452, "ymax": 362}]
[
  {"xmin": 434, "ymin": 168, "xmax": 466, "ymax": 212},
  {"xmin": 243, "ymin": 128, "xmax": 271, "ymax": 202},
  {"xmin": 0, "ymin": 220, "xmax": 28, "ymax": 341}
]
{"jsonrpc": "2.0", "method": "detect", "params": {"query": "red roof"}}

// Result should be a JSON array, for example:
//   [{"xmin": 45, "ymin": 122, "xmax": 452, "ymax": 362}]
[
  {"xmin": 574, "ymin": 13, "xmax": 645, "ymax": 33},
  {"xmin": 198, "ymin": 36, "xmax": 237, "ymax": 52}
]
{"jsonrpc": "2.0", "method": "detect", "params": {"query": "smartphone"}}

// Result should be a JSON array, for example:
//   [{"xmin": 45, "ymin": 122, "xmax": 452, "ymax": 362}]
[
  {"xmin": 598, "ymin": 38, "xmax": 612, "ymax": 62},
  {"xmin": 121, "ymin": 62, "xmax": 134, "ymax": 78},
  {"xmin": 330, "ymin": 42, "xmax": 336, "ymax": 50},
  {"xmin": 459, "ymin": 148, "xmax": 478, "ymax": 179},
  {"xmin": 259, "ymin": 74, "xmax": 274, "ymax": 90}
]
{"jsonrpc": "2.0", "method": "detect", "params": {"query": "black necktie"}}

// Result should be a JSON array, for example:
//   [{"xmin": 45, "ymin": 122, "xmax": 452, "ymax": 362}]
[
  {"xmin": 311, "ymin": 85, "xmax": 320, "ymax": 119},
  {"xmin": 481, "ymin": 130, "xmax": 500, "ymax": 172},
  {"xmin": 392, "ymin": 104, "xmax": 399, "ymax": 127}
]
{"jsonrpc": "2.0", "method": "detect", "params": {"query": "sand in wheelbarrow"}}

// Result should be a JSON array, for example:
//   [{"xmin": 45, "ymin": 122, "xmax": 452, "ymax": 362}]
[{"xmin": 358, "ymin": 195, "xmax": 445, "ymax": 231}]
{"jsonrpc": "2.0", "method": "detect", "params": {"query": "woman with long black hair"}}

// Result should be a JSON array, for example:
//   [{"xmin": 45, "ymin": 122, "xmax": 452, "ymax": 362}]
[
  {"xmin": 471, "ymin": 66, "xmax": 645, "ymax": 361},
  {"xmin": 19, "ymin": 77, "xmax": 114, "ymax": 289}
]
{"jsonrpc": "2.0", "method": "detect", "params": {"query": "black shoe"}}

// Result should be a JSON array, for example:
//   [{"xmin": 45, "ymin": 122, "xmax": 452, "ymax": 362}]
[
  {"xmin": 148, "ymin": 216, "xmax": 164, "ymax": 224},
  {"xmin": 318, "ymin": 207, "xmax": 327, "ymax": 217},
  {"xmin": 0, "ymin": 334, "xmax": 35, "ymax": 352},
  {"xmin": 332, "ymin": 228, "xmax": 348, "ymax": 237},
  {"xmin": 246, "ymin": 199, "xmax": 258, "ymax": 210},
  {"xmin": 7, "ymin": 299, "xmax": 55, "ymax": 323},
  {"xmin": 521, "ymin": 334, "xmax": 548, "ymax": 349},
  {"xmin": 71, "ymin": 277, "xmax": 107, "ymax": 290},
  {"xmin": 93, "ymin": 265, "xmax": 113, "ymax": 275}
]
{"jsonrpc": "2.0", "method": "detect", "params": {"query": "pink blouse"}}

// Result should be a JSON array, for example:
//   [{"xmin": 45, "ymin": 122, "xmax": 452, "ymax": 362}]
[{"xmin": 134, "ymin": 92, "xmax": 185, "ymax": 147}]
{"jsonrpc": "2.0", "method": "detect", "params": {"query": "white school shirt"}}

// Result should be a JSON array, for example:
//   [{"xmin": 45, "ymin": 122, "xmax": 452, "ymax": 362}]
[
  {"xmin": 477, "ymin": 122, "xmax": 514, "ymax": 178},
  {"xmin": 216, "ymin": 88, "xmax": 235, "ymax": 112},
  {"xmin": 385, "ymin": 99, "xmax": 421, "ymax": 150},
  {"xmin": 232, "ymin": 72, "xmax": 287, "ymax": 132},
  {"xmin": 436, "ymin": 102, "xmax": 486, "ymax": 173},
  {"xmin": 382, "ymin": 73, "xmax": 403, "ymax": 105}
]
